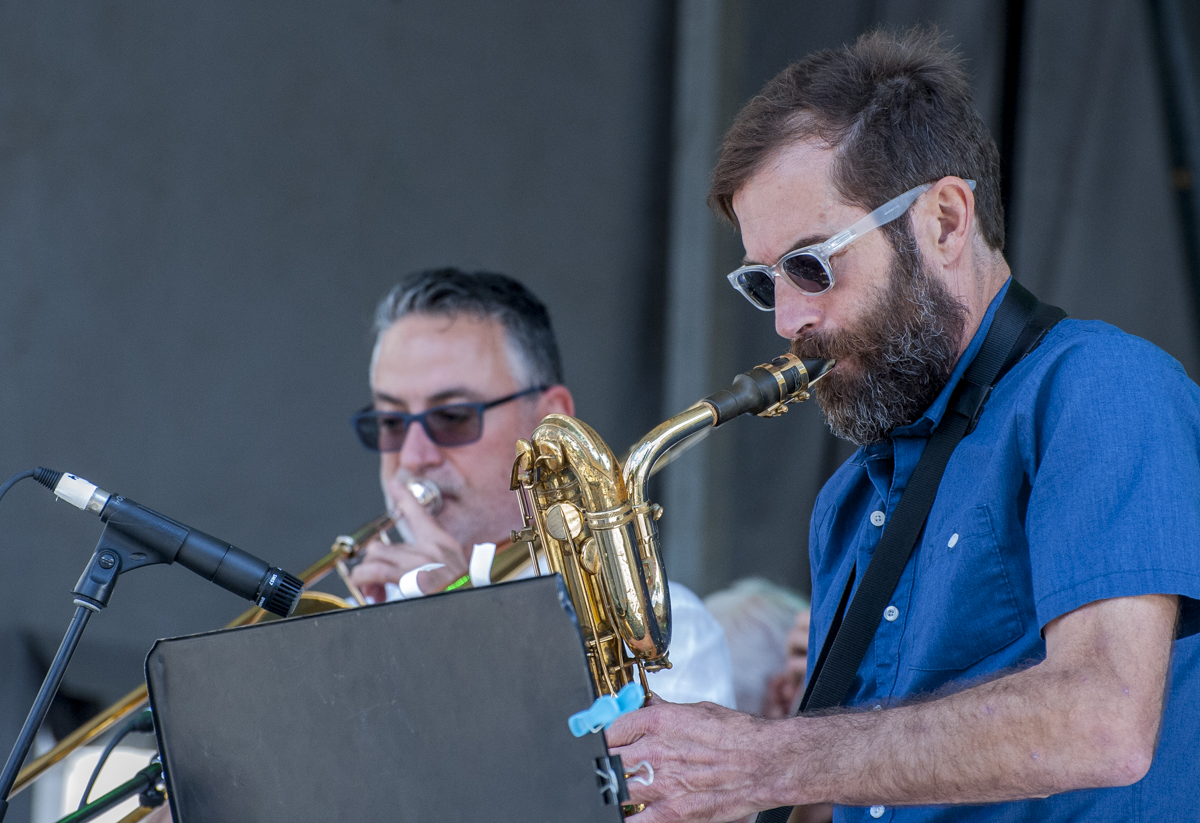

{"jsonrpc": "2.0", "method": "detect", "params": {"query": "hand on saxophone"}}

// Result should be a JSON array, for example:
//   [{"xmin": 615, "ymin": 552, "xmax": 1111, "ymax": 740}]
[
  {"xmin": 607, "ymin": 696, "xmax": 781, "ymax": 823},
  {"xmin": 347, "ymin": 480, "xmax": 469, "ymax": 602}
]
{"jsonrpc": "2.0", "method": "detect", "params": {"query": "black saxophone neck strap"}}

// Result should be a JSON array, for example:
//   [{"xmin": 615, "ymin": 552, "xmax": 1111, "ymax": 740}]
[{"xmin": 755, "ymin": 280, "xmax": 1065, "ymax": 823}]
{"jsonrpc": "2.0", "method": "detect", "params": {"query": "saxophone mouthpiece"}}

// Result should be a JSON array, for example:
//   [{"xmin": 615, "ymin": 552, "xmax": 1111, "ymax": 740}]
[
  {"xmin": 703, "ymin": 354, "xmax": 833, "ymax": 425},
  {"xmin": 803, "ymin": 357, "xmax": 835, "ymax": 384}
]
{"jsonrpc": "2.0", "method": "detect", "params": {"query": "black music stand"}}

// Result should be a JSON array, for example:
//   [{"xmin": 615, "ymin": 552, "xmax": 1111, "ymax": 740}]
[{"xmin": 146, "ymin": 577, "xmax": 624, "ymax": 823}]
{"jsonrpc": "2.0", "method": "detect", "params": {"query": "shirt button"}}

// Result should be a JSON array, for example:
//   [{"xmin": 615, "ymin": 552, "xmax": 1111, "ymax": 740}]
[
  {"xmin": 870, "ymin": 805, "xmax": 886, "ymax": 818},
  {"xmin": 884, "ymin": 605, "xmax": 899, "ymax": 622},
  {"xmin": 870, "ymin": 510, "xmax": 886, "ymax": 527}
]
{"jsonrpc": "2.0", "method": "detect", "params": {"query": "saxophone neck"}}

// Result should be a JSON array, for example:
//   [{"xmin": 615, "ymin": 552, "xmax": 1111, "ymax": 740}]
[
  {"xmin": 622, "ymin": 405, "xmax": 717, "ymax": 511},
  {"xmin": 621, "ymin": 354, "xmax": 833, "ymax": 507}
]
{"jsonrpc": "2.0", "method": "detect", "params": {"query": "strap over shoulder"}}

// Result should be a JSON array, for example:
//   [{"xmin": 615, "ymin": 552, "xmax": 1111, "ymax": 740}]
[{"xmin": 754, "ymin": 280, "xmax": 1064, "ymax": 823}]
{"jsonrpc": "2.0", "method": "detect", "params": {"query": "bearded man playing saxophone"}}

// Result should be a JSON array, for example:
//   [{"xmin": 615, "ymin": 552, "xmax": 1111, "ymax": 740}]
[{"xmin": 606, "ymin": 28, "xmax": 1200, "ymax": 823}]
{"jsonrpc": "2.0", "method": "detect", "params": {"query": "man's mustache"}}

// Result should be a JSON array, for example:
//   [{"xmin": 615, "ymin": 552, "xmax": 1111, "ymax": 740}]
[
  {"xmin": 789, "ymin": 335, "xmax": 829, "ymax": 360},
  {"xmin": 789, "ymin": 330, "xmax": 874, "ymax": 364}
]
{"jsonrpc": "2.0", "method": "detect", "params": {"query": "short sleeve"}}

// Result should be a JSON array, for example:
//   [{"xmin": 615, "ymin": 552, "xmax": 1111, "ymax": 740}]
[{"xmin": 1024, "ymin": 326, "xmax": 1200, "ymax": 637}]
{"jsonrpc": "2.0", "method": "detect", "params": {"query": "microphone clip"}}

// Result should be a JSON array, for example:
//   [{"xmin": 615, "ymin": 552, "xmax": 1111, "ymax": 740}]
[{"xmin": 73, "ymin": 524, "xmax": 175, "ymax": 612}]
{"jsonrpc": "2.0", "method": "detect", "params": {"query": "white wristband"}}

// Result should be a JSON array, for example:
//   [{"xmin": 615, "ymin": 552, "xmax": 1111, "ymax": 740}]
[
  {"xmin": 469, "ymin": 543, "xmax": 497, "ymax": 588},
  {"xmin": 397, "ymin": 563, "xmax": 445, "ymax": 600}
]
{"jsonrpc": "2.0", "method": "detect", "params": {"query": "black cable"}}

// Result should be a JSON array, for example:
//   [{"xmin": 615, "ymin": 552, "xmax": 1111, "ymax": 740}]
[
  {"xmin": 61, "ymin": 759, "xmax": 162, "ymax": 823},
  {"xmin": 0, "ymin": 470, "xmax": 36, "ymax": 507},
  {"xmin": 78, "ymin": 709, "xmax": 154, "ymax": 810}
]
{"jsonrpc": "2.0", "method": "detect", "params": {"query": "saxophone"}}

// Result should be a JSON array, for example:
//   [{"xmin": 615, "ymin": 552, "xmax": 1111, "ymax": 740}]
[{"xmin": 510, "ymin": 353, "xmax": 832, "ymax": 698}]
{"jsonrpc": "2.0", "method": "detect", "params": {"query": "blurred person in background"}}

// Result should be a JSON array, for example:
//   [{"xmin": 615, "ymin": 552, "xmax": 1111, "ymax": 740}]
[
  {"xmin": 766, "ymin": 607, "xmax": 810, "ymax": 720},
  {"xmin": 703, "ymin": 578, "xmax": 808, "ymax": 718}
]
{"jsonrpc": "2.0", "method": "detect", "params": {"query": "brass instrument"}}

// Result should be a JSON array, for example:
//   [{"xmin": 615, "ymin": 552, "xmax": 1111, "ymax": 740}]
[
  {"xmin": 330, "ymin": 478, "xmax": 444, "ymax": 605},
  {"xmin": 511, "ymin": 353, "xmax": 832, "ymax": 698}
]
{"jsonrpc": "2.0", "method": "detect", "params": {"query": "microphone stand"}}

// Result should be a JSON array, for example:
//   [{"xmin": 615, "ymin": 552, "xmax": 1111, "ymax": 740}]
[{"xmin": 0, "ymin": 526, "xmax": 173, "ymax": 821}]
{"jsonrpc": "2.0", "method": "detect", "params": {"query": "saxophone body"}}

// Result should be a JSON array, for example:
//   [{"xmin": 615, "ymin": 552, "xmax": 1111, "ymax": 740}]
[{"xmin": 511, "ymin": 353, "xmax": 832, "ymax": 698}]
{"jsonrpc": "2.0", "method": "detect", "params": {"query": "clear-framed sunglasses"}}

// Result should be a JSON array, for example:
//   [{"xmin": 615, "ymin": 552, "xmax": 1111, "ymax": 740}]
[{"xmin": 726, "ymin": 178, "xmax": 976, "ymax": 310}]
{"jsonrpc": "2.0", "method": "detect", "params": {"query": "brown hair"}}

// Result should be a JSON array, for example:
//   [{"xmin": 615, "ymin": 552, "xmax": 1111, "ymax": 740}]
[{"xmin": 709, "ymin": 28, "xmax": 1005, "ymax": 251}]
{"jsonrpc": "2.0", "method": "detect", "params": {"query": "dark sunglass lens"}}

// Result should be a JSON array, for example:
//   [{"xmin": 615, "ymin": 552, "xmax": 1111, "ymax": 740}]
[
  {"xmin": 737, "ymin": 270, "xmax": 776, "ymax": 309},
  {"xmin": 353, "ymin": 415, "xmax": 381, "ymax": 451},
  {"xmin": 424, "ymin": 405, "xmax": 484, "ymax": 446},
  {"xmin": 780, "ymin": 253, "xmax": 831, "ymax": 293},
  {"xmin": 373, "ymin": 414, "xmax": 411, "ymax": 452}
]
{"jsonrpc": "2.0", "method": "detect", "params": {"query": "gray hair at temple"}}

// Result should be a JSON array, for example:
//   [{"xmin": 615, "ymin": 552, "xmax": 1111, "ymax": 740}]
[{"xmin": 371, "ymin": 267, "xmax": 565, "ymax": 389}]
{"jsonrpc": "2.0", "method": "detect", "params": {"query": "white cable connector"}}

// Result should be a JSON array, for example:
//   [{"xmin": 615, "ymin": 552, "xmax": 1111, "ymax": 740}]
[{"xmin": 53, "ymin": 474, "xmax": 110, "ymax": 514}]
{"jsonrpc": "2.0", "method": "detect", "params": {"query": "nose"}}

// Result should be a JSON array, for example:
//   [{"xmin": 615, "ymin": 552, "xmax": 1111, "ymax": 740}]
[
  {"xmin": 773, "ymin": 278, "xmax": 823, "ymax": 340},
  {"xmin": 397, "ymin": 418, "xmax": 445, "ymax": 473}
]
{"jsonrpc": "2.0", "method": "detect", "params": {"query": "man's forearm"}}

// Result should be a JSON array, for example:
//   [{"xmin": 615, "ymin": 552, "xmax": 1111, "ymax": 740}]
[
  {"xmin": 767, "ymin": 613, "xmax": 1170, "ymax": 807},
  {"xmin": 610, "ymin": 595, "xmax": 1175, "ymax": 822}
]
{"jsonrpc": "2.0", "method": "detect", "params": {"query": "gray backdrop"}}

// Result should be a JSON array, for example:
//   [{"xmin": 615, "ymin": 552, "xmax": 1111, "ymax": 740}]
[{"xmin": 1, "ymin": 2, "xmax": 1198, "ymax": 818}]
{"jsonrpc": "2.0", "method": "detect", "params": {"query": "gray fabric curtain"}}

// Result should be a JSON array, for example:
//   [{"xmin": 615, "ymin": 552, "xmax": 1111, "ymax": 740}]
[
  {"xmin": 1014, "ymin": 0, "xmax": 1199, "ymax": 373},
  {"xmin": 660, "ymin": 0, "xmax": 1200, "ymax": 597},
  {"xmin": 0, "ymin": 6, "xmax": 1196, "ymax": 818}
]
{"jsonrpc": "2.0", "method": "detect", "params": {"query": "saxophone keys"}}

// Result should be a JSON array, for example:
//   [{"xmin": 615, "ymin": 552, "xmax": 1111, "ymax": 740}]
[
  {"xmin": 511, "ymin": 439, "xmax": 535, "ymax": 488},
  {"xmin": 535, "ymin": 440, "xmax": 566, "ymax": 472},
  {"xmin": 545, "ymin": 501, "xmax": 585, "ymax": 542},
  {"xmin": 579, "ymin": 537, "xmax": 600, "ymax": 575}
]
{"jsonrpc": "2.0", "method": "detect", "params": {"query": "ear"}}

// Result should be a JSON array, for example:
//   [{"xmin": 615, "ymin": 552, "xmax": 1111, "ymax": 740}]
[
  {"xmin": 913, "ymin": 176, "xmax": 974, "ymax": 268},
  {"xmin": 536, "ymin": 384, "xmax": 575, "ymax": 418}
]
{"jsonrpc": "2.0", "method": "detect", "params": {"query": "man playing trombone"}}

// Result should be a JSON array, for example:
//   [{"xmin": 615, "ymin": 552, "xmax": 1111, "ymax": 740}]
[
  {"xmin": 139, "ymin": 268, "xmax": 737, "ymax": 823},
  {"xmin": 346, "ymin": 267, "xmax": 737, "ymax": 706}
]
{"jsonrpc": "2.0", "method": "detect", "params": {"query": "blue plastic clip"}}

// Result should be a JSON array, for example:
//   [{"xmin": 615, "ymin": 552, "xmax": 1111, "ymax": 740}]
[{"xmin": 567, "ymin": 681, "xmax": 645, "ymax": 737}]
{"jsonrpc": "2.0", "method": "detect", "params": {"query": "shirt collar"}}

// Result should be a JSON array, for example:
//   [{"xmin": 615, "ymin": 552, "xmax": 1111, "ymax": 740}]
[{"xmin": 851, "ymin": 277, "xmax": 1013, "ymax": 462}]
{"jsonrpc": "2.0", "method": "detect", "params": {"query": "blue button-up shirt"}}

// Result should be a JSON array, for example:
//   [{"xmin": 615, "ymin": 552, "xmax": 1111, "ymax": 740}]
[{"xmin": 810, "ymin": 280, "xmax": 1200, "ymax": 821}]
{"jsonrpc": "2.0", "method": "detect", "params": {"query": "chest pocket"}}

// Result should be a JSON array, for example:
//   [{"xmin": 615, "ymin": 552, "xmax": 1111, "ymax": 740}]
[{"xmin": 905, "ymin": 504, "xmax": 1026, "ymax": 673}]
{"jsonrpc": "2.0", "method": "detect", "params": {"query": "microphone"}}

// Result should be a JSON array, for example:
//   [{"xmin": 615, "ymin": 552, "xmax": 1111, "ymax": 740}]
[{"xmin": 33, "ymin": 469, "xmax": 302, "ymax": 618}]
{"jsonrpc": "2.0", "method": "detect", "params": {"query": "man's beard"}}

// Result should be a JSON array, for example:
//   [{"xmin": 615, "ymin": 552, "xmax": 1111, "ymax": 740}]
[{"xmin": 790, "ymin": 234, "xmax": 968, "ymax": 446}]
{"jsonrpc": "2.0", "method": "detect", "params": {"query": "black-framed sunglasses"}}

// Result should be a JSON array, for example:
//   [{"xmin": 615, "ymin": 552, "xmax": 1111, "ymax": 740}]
[{"xmin": 352, "ymin": 386, "xmax": 547, "ymax": 452}]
